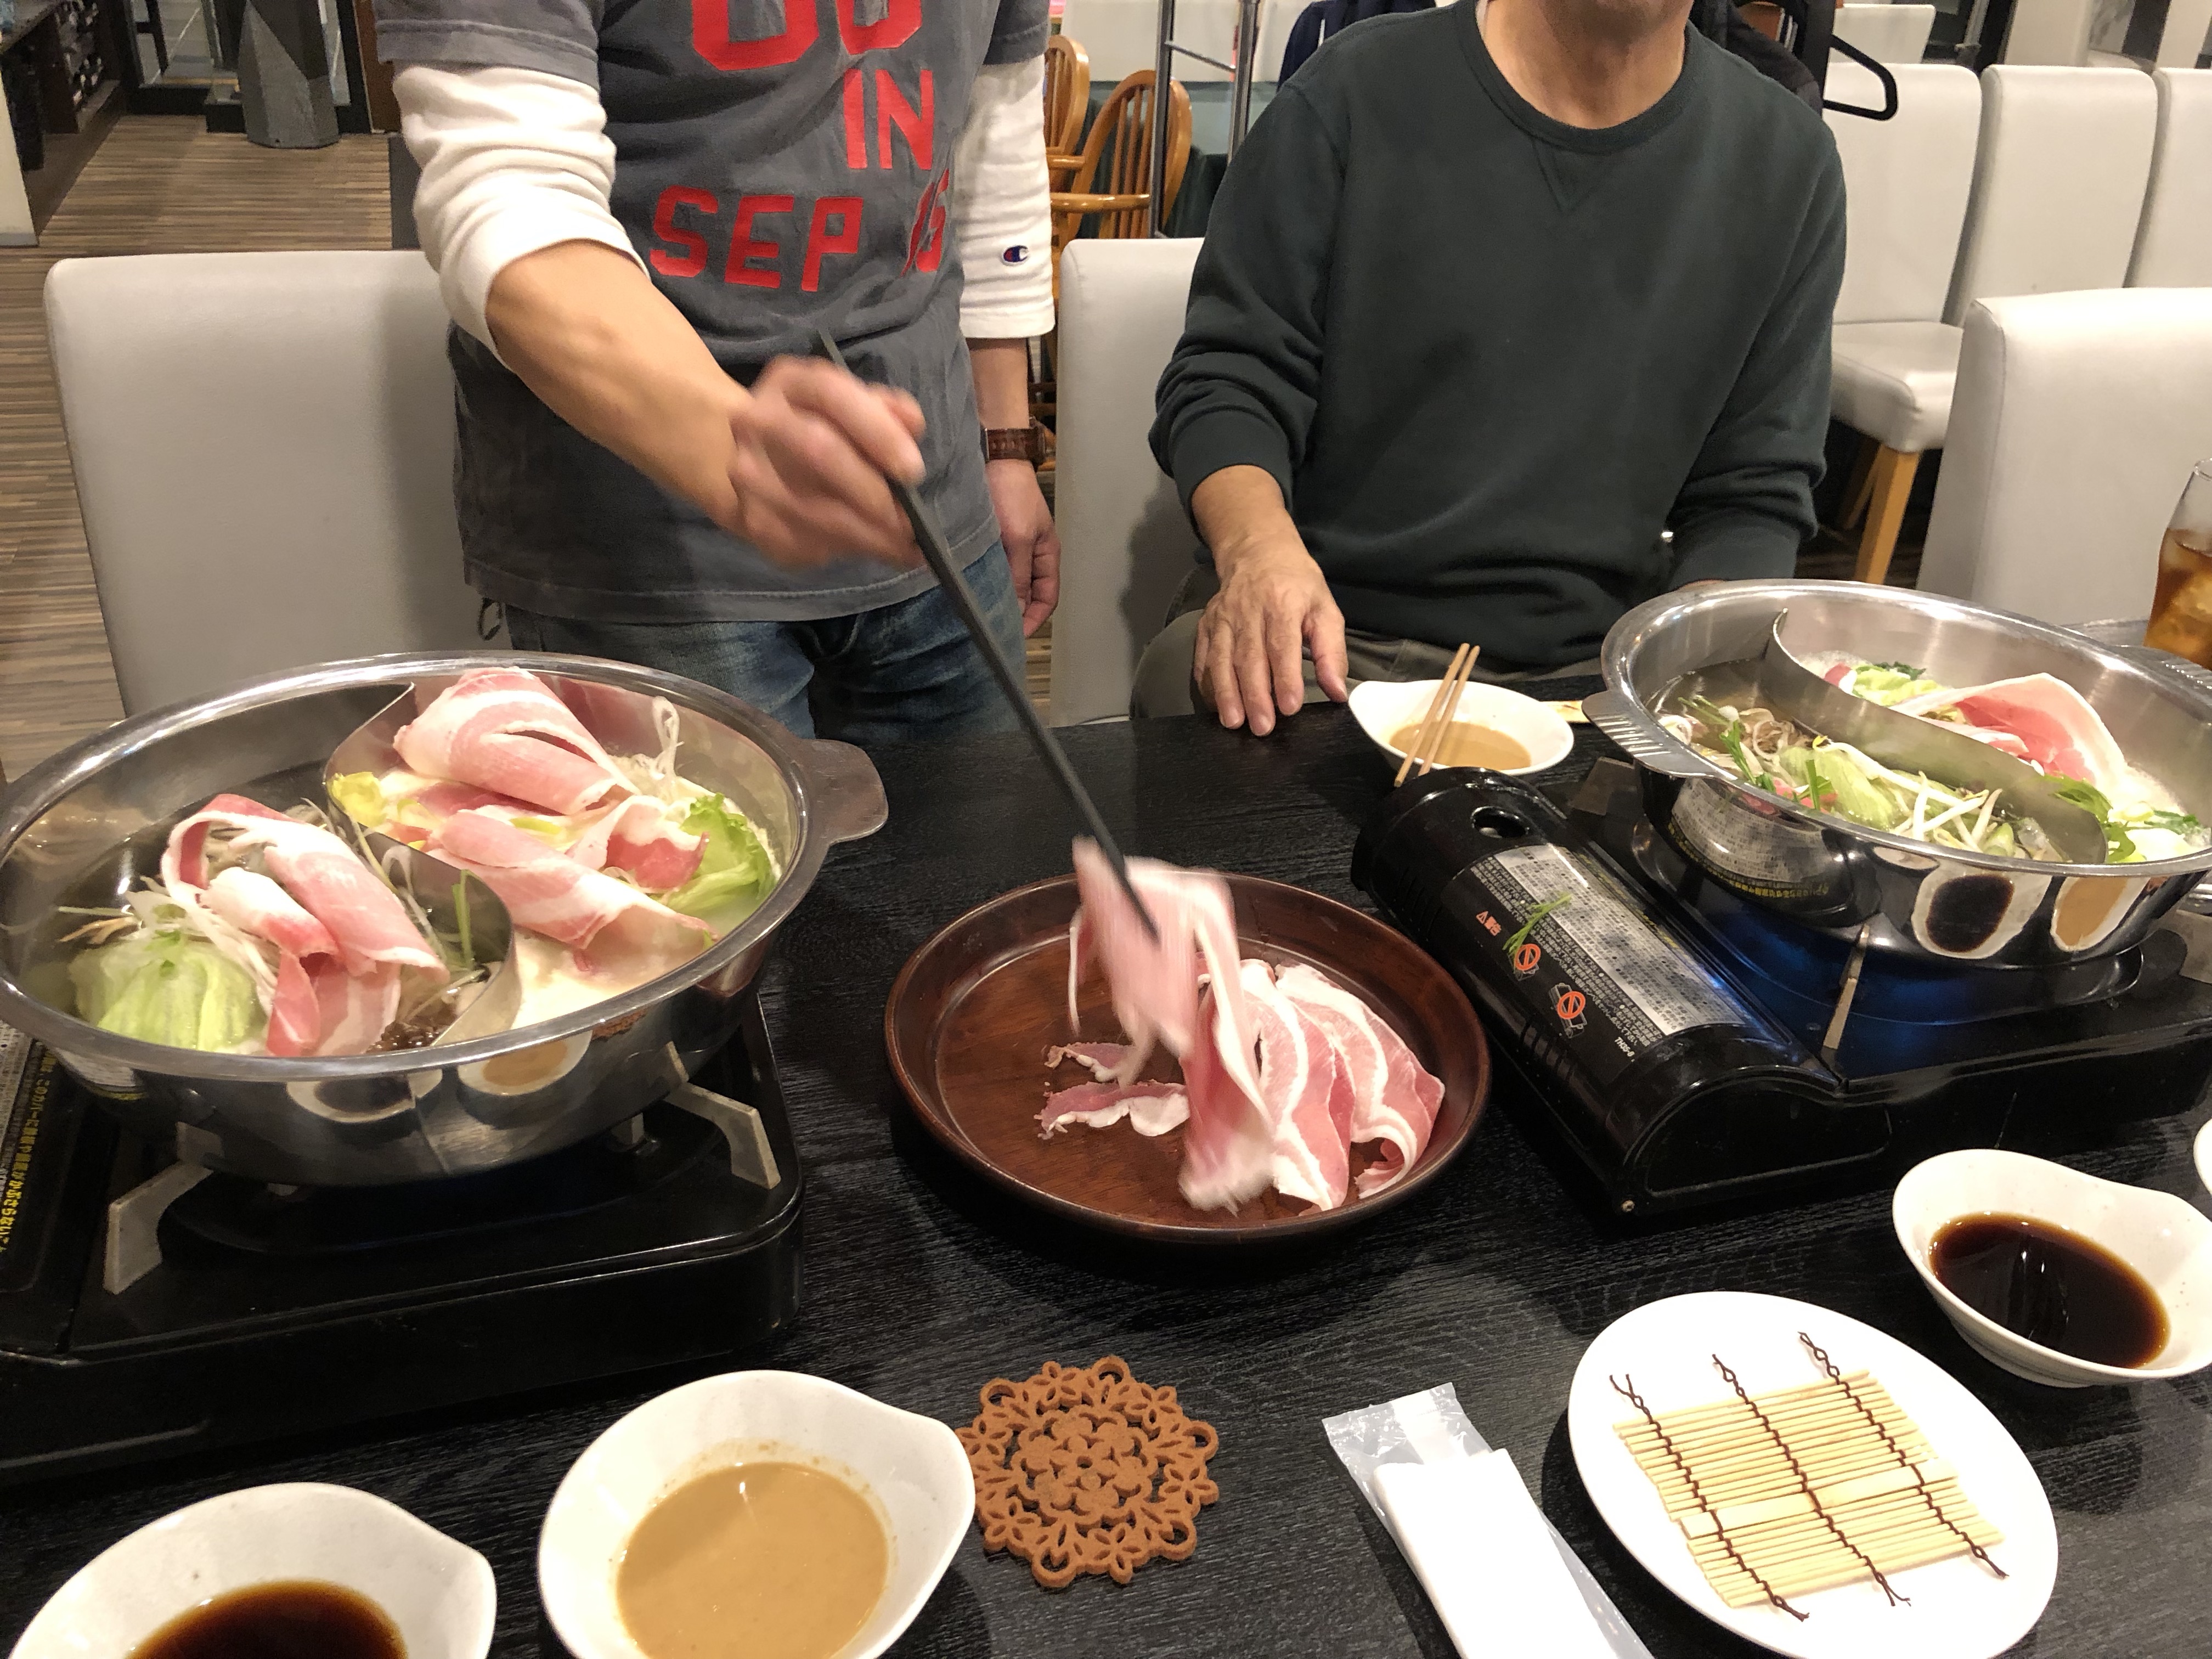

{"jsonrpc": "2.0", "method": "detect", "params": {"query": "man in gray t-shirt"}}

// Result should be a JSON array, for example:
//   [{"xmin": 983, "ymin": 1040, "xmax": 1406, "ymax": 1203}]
[{"xmin": 374, "ymin": 0, "xmax": 1057, "ymax": 744}]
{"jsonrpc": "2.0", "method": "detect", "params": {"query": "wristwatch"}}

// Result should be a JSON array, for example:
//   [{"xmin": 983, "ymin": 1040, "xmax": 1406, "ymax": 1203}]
[{"xmin": 983, "ymin": 422, "xmax": 1045, "ymax": 464}]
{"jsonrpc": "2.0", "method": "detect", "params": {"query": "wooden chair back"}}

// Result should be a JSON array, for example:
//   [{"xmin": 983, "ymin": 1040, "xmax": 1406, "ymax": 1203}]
[
  {"xmin": 1045, "ymin": 35, "xmax": 1092, "ymax": 159},
  {"xmin": 1059, "ymin": 70, "xmax": 1193, "ymax": 243}
]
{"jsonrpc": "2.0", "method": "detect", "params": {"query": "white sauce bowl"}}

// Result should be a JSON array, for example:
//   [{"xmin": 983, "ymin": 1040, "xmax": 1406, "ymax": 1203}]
[
  {"xmin": 1347, "ymin": 679, "xmax": 1576, "ymax": 776},
  {"xmin": 539, "ymin": 1370, "xmax": 974, "ymax": 1659},
  {"xmin": 1893, "ymin": 1148, "xmax": 2212, "ymax": 1387},
  {"xmin": 8, "ymin": 1483, "xmax": 494, "ymax": 1659}
]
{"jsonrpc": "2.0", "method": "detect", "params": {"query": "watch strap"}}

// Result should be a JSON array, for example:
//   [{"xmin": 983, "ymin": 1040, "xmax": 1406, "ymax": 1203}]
[{"xmin": 983, "ymin": 423, "xmax": 1044, "ymax": 464}]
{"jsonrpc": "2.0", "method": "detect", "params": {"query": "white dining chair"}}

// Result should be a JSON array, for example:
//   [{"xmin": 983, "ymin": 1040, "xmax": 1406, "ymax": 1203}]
[
  {"xmin": 1919, "ymin": 288, "xmax": 2212, "ymax": 624},
  {"xmin": 1945, "ymin": 67, "xmax": 2159, "ymax": 321},
  {"xmin": 1824, "ymin": 61, "xmax": 1982, "ymax": 583},
  {"xmin": 2154, "ymin": 0, "xmax": 2212, "ymax": 66},
  {"xmin": 1831, "ymin": 3, "xmax": 1936, "ymax": 62},
  {"xmin": 1048, "ymin": 238, "xmax": 1205, "ymax": 726},
  {"xmin": 43, "ymin": 250, "xmax": 488, "ymax": 715},
  {"xmin": 2129, "ymin": 69, "xmax": 2212, "ymax": 287},
  {"xmin": 2001, "ymin": 0, "xmax": 2094, "ymax": 63}
]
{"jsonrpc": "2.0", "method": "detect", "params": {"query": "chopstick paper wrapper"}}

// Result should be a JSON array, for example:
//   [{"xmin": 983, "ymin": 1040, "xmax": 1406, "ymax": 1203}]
[{"xmin": 1323, "ymin": 1384, "xmax": 1650, "ymax": 1659}]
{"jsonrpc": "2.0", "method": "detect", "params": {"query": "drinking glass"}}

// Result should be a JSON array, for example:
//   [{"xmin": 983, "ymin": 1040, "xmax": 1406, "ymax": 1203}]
[{"xmin": 2143, "ymin": 460, "xmax": 2212, "ymax": 670}]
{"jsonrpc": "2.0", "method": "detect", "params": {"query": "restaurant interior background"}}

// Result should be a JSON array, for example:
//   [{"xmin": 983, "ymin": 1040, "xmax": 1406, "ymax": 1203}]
[
  {"xmin": 0, "ymin": 0, "xmax": 2207, "ymax": 786},
  {"xmin": 2, "ymin": 0, "xmax": 2212, "ymax": 1655}
]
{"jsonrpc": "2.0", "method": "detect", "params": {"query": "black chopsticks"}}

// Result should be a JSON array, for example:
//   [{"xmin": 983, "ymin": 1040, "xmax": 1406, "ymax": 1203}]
[{"xmin": 811, "ymin": 329, "xmax": 1160, "ymax": 939}]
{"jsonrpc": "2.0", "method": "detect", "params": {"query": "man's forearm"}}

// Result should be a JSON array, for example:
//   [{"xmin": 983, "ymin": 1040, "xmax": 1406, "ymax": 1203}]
[
  {"xmin": 1192, "ymin": 464, "xmax": 1305, "ymax": 575},
  {"xmin": 967, "ymin": 337, "xmax": 1031, "ymax": 428},
  {"xmin": 486, "ymin": 240, "xmax": 746, "ymax": 523}
]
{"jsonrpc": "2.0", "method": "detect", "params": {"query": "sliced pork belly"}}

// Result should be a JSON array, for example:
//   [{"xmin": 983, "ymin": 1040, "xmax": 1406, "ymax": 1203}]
[
  {"xmin": 1275, "ymin": 963, "xmax": 1443, "ymax": 1198},
  {"xmin": 1068, "ymin": 843, "xmax": 1205, "ymax": 1079},
  {"xmin": 165, "ymin": 794, "xmax": 445, "ymax": 982},
  {"xmin": 395, "ymin": 668, "xmax": 635, "ymax": 816},
  {"xmin": 201, "ymin": 867, "xmax": 341, "ymax": 963},
  {"xmin": 1037, "ymin": 1079, "xmax": 1190, "ymax": 1138},
  {"xmin": 430, "ymin": 809, "xmax": 712, "ymax": 980},
  {"xmin": 1069, "ymin": 841, "xmax": 1272, "ymax": 1210},
  {"xmin": 1898, "ymin": 674, "xmax": 2129, "ymax": 793},
  {"xmin": 1045, "ymin": 1041, "xmax": 1137, "ymax": 1082},
  {"xmin": 1176, "ymin": 984, "xmax": 1275, "ymax": 1210},
  {"xmin": 308, "ymin": 961, "xmax": 403, "ymax": 1057},
  {"xmin": 1240, "ymin": 960, "xmax": 1354, "ymax": 1210},
  {"xmin": 567, "ymin": 795, "xmax": 705, "ymax": 891}
]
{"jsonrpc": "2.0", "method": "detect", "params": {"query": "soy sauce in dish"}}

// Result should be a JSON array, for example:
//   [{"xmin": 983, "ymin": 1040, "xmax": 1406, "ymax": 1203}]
[
  {"xmin": 1931, "ymin": 1212, "xmax": 2169, "ymax": 1367},
  {"xmin": 130, "ymin": 1581, "xmax": 403, "ymax": 1659}
]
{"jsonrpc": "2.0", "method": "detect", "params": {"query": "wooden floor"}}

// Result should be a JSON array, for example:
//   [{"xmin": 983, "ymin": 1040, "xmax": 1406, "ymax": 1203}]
[{"xmin": 0, "ymin": 116, "xmax": 392, "ymax": 782}]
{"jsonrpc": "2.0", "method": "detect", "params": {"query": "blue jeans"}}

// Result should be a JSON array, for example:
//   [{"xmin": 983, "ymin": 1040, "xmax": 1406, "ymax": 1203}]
[{"xmin": 500, "ymin": 546, "xmax": 1025, "ymax": 746}]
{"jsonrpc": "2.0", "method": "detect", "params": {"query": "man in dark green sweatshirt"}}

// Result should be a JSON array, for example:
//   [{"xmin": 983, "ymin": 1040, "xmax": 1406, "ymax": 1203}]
[{"xmin": 1137, "ymin": 0, "xmax": 1846, "ymax": 733}]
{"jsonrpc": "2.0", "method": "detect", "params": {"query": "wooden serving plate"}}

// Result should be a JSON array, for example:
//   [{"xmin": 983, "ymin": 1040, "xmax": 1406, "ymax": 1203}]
[{"xmin": 884, "ymin": 874, "xmax": 1489, "ymax": 1243}]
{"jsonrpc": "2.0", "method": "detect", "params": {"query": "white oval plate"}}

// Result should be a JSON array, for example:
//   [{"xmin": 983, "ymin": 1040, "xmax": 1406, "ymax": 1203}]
[{"xmin": 1567, "ymin": 1291, "xmax": 2055, "ymax": 1659}]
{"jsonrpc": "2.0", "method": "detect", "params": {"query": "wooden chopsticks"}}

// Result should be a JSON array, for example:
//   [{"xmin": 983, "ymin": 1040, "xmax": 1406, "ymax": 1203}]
[{"xmin": 1391, "ymin": 644, "xmax": 1481, "ymax": 786}]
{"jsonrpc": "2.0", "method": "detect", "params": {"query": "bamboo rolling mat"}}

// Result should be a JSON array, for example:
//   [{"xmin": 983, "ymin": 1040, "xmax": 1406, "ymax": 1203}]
[{"xmin": 1612, "ymin": 1335, "xmax": 2006, "ymax": 1620}]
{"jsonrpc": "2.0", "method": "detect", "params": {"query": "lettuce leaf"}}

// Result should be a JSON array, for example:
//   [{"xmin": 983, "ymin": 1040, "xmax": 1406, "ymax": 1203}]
[
  {"xmin": 70, "ymin": 930, "xmax": 264, "ymax": 1052},
  {"xmin": 329, "ymin": 771, "xmax": 387, "ymax": 828},
  {"xmin": 1848, "ymin": 665, "xmax": 1944, "ymax": 707},
  {"xmin": 659, "ymin": 795, "xmax": 776, "ymax": 932},
  {"xmin": 1776, "ymin": 745, "xmax": 1899, "ymax": 830}
]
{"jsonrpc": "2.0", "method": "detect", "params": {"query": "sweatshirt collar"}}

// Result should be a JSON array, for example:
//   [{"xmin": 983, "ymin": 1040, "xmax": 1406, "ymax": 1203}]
[{"xmin": 1459, "ymin": 4, "xmax": 1705, "ymax": 154}]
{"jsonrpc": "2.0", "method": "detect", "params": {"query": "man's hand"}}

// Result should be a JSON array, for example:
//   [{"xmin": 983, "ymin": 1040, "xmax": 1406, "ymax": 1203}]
[
  {"xmin": 988, "ymin": 458, "xmax": 1060, "ymax": 635},
  {"xmin": 1190, "ymin": 466, "xmax": 1348, "ymax": 735},
  {"xmin": 726, "ymin": 356, "xmax": 924, "ymax": 567}
]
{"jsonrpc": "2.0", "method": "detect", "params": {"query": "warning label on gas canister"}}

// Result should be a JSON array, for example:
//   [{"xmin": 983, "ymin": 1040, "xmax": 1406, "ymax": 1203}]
[{"xmin": 1470, "ymin": 842, "xmax": 1744, "ymax": 1082}]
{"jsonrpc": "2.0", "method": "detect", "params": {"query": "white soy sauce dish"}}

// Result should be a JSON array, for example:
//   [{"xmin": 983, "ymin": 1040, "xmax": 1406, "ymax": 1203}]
[
  {"xmin": 1893, "ymin": 1148, "xmax": 2212, "ymax": 1388},
  {"xmin": 539, "ymin": 1369, "xmax": 974, "ymax": 1659},
  {"xmin": 1350, "ymin": 679, "xmax": 1576, "ymax": 775},
  {"xmin": 8, "ymin": 1483, "xmax": 495, "ymax": 1659}
]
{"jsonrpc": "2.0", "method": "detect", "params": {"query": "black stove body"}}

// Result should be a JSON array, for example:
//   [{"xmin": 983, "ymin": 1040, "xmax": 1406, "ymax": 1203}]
[
  {"xmin": 1355, "ymin": 766, "xmax": 2212, "ymax": 1217},
  {"xmin": 0, "ymin": 995, "xmax": 802, "ymax": 1487}
]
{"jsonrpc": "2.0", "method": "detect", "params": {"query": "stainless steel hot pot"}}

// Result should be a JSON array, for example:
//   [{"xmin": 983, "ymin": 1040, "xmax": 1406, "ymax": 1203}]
[
  {"xmin": 1585, "ymin": 583, "xmax": 2212, "ymax": 968},
  {"xmin": 0, "ymin": 652, "xmax": 886, "ymax": 1185}
]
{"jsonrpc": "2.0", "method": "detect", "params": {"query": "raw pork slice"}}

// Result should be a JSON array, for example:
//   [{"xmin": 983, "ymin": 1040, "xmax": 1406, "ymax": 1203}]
[
  {"xmin": 1240, "ymin": 960, "xmax": 1355, "ymax": 1210},
  {"xmin": 1274, "ymin": 963, "xmax": 1443, "ymax": 1198},
  {"xmin": 1068, "ymin": 842, "xmax": 1272, "ymax": 1210},
  {"xmin": 395, "ymin": 668, "xmax": 635, "ymax": 816},
  {"xmin": 1898, "ymin": 674, "xmax": 2128, "ymax": 793},
  {"xmin": 164, "ymin": 794, "xmax": 446, "ymax": 981},
  {"xmin": 567, "ymin": 795, "xmax": 705, "ymax": 891},
  {"xmin": 430, "ymin": 809, "xmax": 712, "ymax": 978},
  {"xmin": 1037, "ymin": 1080, "xmax": 1190, "ymax": 1137},
  {"xmin": 1045, "ymin": 1042, "xmax": 1138, "ymax": 1082}
]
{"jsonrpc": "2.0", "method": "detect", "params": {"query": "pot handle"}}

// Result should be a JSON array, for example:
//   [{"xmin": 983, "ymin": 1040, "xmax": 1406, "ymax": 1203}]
[
  {"xmin": 801, "ymin": 738, "xmax": 889, "ymax": 844},
  {"xmin": 1582, "ymin": 689, "xmax": 1709, "ymax": 780},
  {"xmin": 2115, "ymin": 643, "xmax": 2212, "ymax": 702}
]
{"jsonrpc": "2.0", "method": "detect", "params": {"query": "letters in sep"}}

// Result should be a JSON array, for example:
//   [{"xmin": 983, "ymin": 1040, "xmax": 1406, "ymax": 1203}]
[
  {"xmin": 691, "ymin": 0, "xmax": 921, "ymax": 71},
  {"xmin": 651, "ymin": 2, "xmax": 945, "ymax": 291}
]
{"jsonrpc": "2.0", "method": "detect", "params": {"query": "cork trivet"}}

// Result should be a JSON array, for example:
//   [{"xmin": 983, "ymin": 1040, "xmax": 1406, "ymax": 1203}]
[{"xmin": 955, "ymin": 1355, "xmax": 1220, "ymax": 1589}]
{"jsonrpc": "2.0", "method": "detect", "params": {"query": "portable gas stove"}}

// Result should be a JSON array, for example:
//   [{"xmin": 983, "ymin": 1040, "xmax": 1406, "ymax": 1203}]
[
  {"xmin": 1356, "ymin": 764, "xmax": 2212, "ymax": 1216},
  {"xmin": 0, "ymin": 994, "xmax": 801, "ymax": 1486}
]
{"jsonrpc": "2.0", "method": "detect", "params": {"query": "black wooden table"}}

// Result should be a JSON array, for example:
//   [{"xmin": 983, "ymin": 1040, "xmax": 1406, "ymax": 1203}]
[{"xmin": 5, "ymin": 699, "xmax": 2210, "ymax": 1658}]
